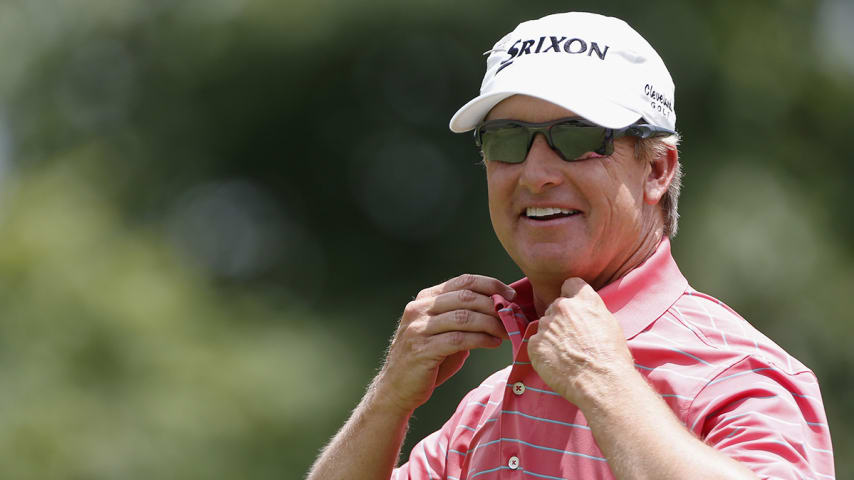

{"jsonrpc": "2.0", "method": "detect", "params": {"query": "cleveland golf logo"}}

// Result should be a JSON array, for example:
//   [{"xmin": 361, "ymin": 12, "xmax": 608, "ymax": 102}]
[
  {"xmin": 645, "ymin": 83, "xmax": 674, "ymax": 117},
  {"xmin": 497, "ymin": 36, "xmax": 610, "ymax": 73}
]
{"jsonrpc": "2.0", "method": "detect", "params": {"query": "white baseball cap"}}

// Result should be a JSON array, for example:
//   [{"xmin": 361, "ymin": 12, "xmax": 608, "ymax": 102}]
[{"xmin": 449, "ymin": 12, "xmax": 676, "ymax": 132}]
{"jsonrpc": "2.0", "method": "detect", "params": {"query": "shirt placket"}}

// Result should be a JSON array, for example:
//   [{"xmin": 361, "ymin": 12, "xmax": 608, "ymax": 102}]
[{"xmin": 496, "ymin": 304, "xmax": 539, "ymax": 478}]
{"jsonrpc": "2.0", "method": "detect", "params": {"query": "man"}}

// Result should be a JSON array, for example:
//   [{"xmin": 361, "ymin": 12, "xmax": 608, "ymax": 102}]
[{"xmin": 308, "ymin": 12, "xmax": 834, "ymax": 480}]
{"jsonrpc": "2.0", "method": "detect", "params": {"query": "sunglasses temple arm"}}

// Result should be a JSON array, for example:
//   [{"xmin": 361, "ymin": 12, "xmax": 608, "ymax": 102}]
[{"xmin": 617, "ymin": 124, "xmax": 676, "ymax": 139}]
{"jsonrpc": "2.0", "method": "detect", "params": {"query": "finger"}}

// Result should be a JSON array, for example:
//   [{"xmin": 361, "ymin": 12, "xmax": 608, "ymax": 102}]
[
  {"xmin": 559, "ymin": 278, "xmax": 609, "ymax": 312},
  {"xmin": 427, "ymin": 331, "xmax": 503, "ymax": 357},
  {"xmin": 422, "ymin": 310, "xmax": 508, "ymax": 339},
  {"xmin": 560, "ymin": 277, "xmax": 591, "ymax": 298},
  {"xmin": 417, "ymin": 274, "xmax": 516, "ymax": 300},
  {"xmin": 428, "ymin": 289, "xmax": 501, "ymax": 318}
]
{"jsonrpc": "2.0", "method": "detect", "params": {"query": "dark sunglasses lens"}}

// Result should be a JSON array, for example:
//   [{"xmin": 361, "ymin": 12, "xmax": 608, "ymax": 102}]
[
  {"xmin": 551, "ymin": 125, "xmax": 610, "ymax": 160},
  {"xmin": 480, "ymin": 127, "xmax": 530, "ymax": 164}
]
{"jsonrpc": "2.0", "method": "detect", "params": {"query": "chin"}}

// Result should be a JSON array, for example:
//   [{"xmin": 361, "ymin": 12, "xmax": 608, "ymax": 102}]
[
  {"xmin": 520, "ymin": 239, "xmax": 586, "ymax": 261},
  {"xmin": 517, "ymin": 253, "xmax": 585, "ymax": 280}
]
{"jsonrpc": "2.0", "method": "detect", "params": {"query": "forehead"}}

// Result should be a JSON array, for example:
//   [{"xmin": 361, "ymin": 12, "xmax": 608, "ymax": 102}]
[{"xmin": 485, "ymin": 94, "xmax": 579, "ymax": 123}]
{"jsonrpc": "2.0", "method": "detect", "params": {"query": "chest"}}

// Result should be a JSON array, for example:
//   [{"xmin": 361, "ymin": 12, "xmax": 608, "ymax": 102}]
[{"xmin": 445, "ymin": 362, "xmax": 615, "ymax": 479}]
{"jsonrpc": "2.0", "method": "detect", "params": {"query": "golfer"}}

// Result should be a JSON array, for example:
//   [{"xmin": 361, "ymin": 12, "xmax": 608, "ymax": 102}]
[{"xmin": 308, "ymin": 12, "xmax": 834, "ymax": 480}]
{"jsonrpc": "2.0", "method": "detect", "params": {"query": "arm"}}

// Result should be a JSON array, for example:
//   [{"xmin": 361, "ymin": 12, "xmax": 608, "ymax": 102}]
[
  {"xmin": 689, "ymin": 357, "xmax": 835, "ymax": 479},
  {"xmin": 307, "ymin": 274, "xmax": 516, "ymax": 480},
  {"xmin": 527, "ymin": 278, "xmax": 758, "ymax": 480},
  {"xmin": 574, "ymin": 364, "xmax": 758, "ymax": 479},
  {"xmin": 306, "ymin": 375, "xmax": 413, "ymax": 480}
]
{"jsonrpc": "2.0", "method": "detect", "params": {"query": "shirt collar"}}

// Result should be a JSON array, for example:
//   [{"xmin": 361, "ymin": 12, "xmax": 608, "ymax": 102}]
[{"xmin": 492, "ymin": 238, "xmax": 688, "ymax": 340}]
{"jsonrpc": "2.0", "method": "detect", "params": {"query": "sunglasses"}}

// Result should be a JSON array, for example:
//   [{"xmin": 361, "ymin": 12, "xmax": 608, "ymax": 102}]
[{"xmin": 474, "ymin": 117, "xmax": 676, "ymax": 164}]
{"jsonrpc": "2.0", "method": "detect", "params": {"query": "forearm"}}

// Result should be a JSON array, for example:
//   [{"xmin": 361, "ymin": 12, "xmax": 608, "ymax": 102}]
[
  {"xmin": 308, "ymin": 274, "xmax": 513, "ymax": 479},
  {"xmin": 579, "ymin": 371, "xmax": 758, "ymax": 480},
  {"xmin": 307, "ymin": 376, "xmax": 412, "ymax": 480}
]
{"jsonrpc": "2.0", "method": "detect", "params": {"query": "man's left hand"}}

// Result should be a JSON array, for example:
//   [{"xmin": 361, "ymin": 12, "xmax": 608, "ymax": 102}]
[{"xmin": 527, "ymin": 277, "xmax": 637, "ymax": 409}]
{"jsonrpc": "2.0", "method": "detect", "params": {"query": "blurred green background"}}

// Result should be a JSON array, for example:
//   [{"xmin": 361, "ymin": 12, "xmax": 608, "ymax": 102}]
[{"xmin": 0, "ymin": 0, "xmax": 851, "ymax": 478}]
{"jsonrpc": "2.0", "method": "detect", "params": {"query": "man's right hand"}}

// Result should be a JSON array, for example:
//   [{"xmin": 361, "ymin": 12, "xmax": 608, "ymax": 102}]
[{"xmin": 374, "ymin": 274, "xmax": 516, "ymax": 415}]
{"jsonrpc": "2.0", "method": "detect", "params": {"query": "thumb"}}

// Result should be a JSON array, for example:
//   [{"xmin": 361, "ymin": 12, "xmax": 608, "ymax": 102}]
[{"xmin": 560, "ymin": 277, "xmax": 590, "ymax": 298}]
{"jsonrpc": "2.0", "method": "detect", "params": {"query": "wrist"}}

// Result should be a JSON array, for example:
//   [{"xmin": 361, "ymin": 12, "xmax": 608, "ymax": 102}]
[
  {"xmin": 570, "ymin": 361, "xmax": 645, "ymax": 414},
  {"xmin": 365, "ymin": 371, "xmax": 418, "ymax": 420}
]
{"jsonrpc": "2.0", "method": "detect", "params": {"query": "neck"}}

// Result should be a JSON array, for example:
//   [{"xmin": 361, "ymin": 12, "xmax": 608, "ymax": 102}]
[{"xmin": 530, "ymin": 228, "xmax": 664, "ymax": 317}]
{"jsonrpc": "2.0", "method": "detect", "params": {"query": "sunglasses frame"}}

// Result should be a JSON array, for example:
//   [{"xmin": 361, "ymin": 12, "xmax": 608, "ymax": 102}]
[{"xmin": 473, "ymin": 116, "xmax": 676, "ymax": 164}]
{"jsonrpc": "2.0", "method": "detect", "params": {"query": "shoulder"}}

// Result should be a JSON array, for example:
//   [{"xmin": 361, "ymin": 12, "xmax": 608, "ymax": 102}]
[
  {"xmin": 672, "ymin": 288, "xmax": 809, "ymax": 373},
  {"xmin": 628, "ymin": 284, "xmax": 833, "ymax": 477},
  {"xmin": 633, "ymin": 285, "xmax": 811, "ymax": 375},
  {"xmin": 630, "ymin": 286, "xmax": 817, "ymax": 411}
]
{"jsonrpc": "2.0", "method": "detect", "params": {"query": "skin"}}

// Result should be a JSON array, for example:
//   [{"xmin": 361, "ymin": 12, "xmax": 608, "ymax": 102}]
[
  {"xmin": 307, "ymin": 274, "xmax": 514, "ymax": 480},
  {"xmin": 307, "ymin": 95, "xmax": 759, "ymax": 480},
  {"xmin": 484, "ymin": 94, "xmax": 670, "ymax": 315}
]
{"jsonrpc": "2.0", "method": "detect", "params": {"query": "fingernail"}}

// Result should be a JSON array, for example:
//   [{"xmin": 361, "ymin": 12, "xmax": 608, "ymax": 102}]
[{"xmin": 507, "ymin": 288, "xmax": 517, "ymax": 299}]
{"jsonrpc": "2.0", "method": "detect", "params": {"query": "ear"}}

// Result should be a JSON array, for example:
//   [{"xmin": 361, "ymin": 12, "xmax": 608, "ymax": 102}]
[{"xmin": 644, "ymin": 145, "xmax": 678, "ymax": 206}]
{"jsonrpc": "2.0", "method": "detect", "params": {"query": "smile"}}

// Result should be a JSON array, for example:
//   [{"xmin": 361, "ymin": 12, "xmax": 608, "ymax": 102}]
[{"xmin": 524, "ymin": 207, "xmax": 581, "ymax": 220}]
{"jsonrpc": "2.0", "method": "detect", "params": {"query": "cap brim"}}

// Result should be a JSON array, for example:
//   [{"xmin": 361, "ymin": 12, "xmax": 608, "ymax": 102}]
[
  {"xmin": 449, "ymin": 92, "xmax": 516, "ymax": 133},
  {"xmin": 449, "ymin": 62, "xmax": 643, "ymax": 132},
  {"xmin": 449, "ymin": 90, "xmax": 642, "ymax": 132}
]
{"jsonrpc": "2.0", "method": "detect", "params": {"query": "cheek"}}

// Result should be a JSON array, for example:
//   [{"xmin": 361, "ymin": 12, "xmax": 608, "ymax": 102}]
[
  {"xmin": 485, "ymin": 170, "xmax": 512, "ymax": 231},
  {"xmin": 612, "ymin": 173, "xmax": 648, "ymax": 230},
  {"xmin": 614, "ymin": 185, "xmax": 644, "ymax": 226},
  {"xmin": 576, "ymin": 165, "xmax": 620, "ymax": 209},
  {"xmin": 585, "ymin": 162, "xmax": 645, "ymax": 226},
  {"xmin": 486, "ymin": 167, "xmax": 514, "ymax": 207},
  {"xmin": 486, "ymin": 190, "xmax": 502, "ymax": 231}
]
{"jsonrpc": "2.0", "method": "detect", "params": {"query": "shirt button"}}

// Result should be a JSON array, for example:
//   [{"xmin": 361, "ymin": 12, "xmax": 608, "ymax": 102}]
[
  {"xmin": 508, "ymin": 455, "xmax": 520, "ymax": 470},
  {"xmin": 512, "ymin": 381, "xmax": 525, "ymax": 395}
]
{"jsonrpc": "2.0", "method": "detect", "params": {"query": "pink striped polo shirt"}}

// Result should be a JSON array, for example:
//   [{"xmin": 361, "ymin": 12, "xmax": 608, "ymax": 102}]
[{"xmin": 392, "ymin": 238, "xmax": 834, "ymax": 480}]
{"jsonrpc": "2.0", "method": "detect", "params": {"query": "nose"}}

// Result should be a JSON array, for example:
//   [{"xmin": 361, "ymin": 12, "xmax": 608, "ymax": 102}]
[{"xmin": 518, "ymin": 134, "xmax": 564, "ymax": 193}]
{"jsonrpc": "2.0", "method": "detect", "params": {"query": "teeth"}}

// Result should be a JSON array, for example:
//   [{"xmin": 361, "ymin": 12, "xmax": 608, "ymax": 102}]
[{"xmin": 526, "ymin": 207, "xmax": 578, "ymax": 217}]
